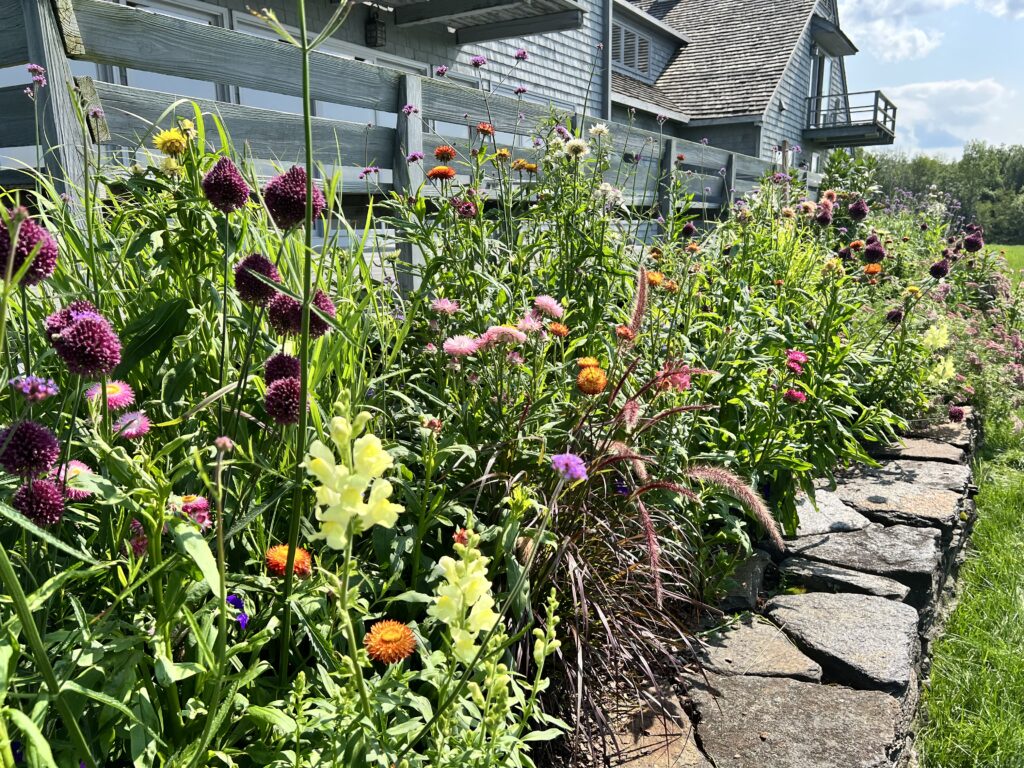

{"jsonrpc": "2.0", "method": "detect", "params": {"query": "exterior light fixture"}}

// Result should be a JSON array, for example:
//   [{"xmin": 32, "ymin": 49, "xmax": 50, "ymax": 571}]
[{"xmin": 365, "ymin": 11, "xmax": 386, "ymax": 48}]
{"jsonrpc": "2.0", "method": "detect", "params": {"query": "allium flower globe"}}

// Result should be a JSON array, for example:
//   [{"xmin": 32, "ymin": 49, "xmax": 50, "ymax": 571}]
[
  {"xmin": 264, "ymin": 376, "xmax": 304, "ymax": 425},
  {"xmin": 13, "ymin": 480, "xmax": 64, "ymax": 526},
  {"xmin": 233, "ymin": 253, "xmax": 281, "ymax": 305},
  {"xmin": 263, "ymin": 166, "xmax": 325, "ymax": 229},
  {"xmin": 264, "ymin": 352, "xmax": 301, "ymax": 384},
  {"xmin": 49, "ymin": 310, "xmax": 122, "ymax": 376},
  {"xmin": 848, "ymin": 198, "xmax": 869, "ymax": 221},
  {"xmin": 0, "ymin": 421, "xmax": 60, "ymax": 476},
  {"xmin": 201, "ymin": 156, "xmax": 250, "ymax": 213},
  {"xmin": 267, "ymin": 290, "xmax": 335, "ymax": 337},
  {"xmin": 1, "ymin": 209, "xmax": 59, "ymax": 285}
]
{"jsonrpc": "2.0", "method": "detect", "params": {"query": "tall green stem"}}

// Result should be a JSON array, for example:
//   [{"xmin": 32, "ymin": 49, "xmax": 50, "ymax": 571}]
[{"xmin": 279, "ymin": 0, "xmax": 317, "ymax": 682}]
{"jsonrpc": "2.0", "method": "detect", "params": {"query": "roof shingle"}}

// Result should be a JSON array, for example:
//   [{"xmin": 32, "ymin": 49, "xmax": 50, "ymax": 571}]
[{"xmin": 610, "ymin": 71, "xmax": 686, "ymax": 115}]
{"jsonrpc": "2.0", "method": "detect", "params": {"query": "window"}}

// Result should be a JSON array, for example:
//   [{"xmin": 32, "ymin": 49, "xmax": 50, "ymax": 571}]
[{"xmin": 612, "ymin": 22, "xmax": 650, "ymax": 77}]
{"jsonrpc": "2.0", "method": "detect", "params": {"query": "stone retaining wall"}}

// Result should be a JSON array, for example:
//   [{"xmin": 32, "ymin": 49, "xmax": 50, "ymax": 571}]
[{"xmin": 613, "ymin": 413, "xmax": 977, "ymax": 768}]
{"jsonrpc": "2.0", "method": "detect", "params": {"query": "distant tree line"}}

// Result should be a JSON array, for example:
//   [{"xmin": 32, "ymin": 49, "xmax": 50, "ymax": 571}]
[{"xmin": 864, "ymin": 142, "xmax": 1024, "ymax": 244}]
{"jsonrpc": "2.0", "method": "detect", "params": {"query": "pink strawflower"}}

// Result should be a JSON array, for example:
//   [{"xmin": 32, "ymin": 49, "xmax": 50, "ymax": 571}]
[
  {"xmin": 481, "ymin": 325, "xmax": 527, "ymax": 348},
  {"xmin": 507, "ymin": 350, "xmax": 525, "ymax": 364},
  {"xmin": 517, "ymin": 312, "xmax": 544, "ymax": 334},
  {"xmin": 443, "ymin": 335, "xmax": 479, "ymax": 357},
  {"xmin": 55, "ymin": 460, "xmax": 94, "ymax": 500},
  {"xmin": 533, "ymin": 295, "xmax": 564, "ymax": 319},
  {"xmin": 114, "ymin": 411, "xmax": 151, "ymax": 440},
  {"xmin": 181, "ymin": 495, "xmax": 211, "ymax": 530},
  {"xmin": 783, "ymin": 388, "xmax": 807, "ymax": 404},
  {"xmin": 431, "ymin": 298, "xmax": 461, "ymax": 315},
  {"xmin": 786, "ymin": 349, "xmax": 809, "ymax": 364},
  {"xmin": 86, "ymin": 380, "xmax": 135, "ymax": 410}
]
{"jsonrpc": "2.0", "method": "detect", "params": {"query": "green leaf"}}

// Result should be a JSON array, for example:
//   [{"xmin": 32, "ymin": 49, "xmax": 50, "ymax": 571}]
[
  {"xmin": 60, "ymin": 681, "xmax": 165, "ymax": 746},
  {"xmin": 522, "ymin": 727, "xmax": 565, "ymax": 742},
  {"xmin": 0, "ymin": 502, "xmax": 97, "ymax": 564},
  {"xmin": 4, "ymin": 706, "xmax": 57, "ymax": 767},
  {"xmin": 246, "ymin": 705, "xmax": 297, "ymax": 734},
  {"xmin": 114, "ymin": 297, "xmax": 191, "ymax": 376},
  {"xmin": 169, "ymin": 520, "xmax": 220, "ymax": 596},
  {"xmin": 154, "ymin": 648, "xmax": 205, "ymax": 685}
]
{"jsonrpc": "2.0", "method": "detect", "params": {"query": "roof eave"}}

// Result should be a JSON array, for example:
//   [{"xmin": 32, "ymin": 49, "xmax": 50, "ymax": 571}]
[
  {"xmin": 612, "ymin": 0, "xmax": 690, "ymax": 46},
  {"xmin": 611, "ymin": 90, "xmax": 690, "ymax": 124}
]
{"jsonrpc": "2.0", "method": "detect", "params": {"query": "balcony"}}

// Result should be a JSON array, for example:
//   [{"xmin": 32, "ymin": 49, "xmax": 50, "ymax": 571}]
[{"xmin": 804, "ymin": 90, "xmax": 897, "ymax": 147}]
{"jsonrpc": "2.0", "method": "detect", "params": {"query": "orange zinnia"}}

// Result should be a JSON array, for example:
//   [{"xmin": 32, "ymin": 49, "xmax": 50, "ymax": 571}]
[
  {"xmin": 476, "ymin": 122, "xmax": 495, "ymax": 136},
  {"xmin": 364, "ymin": 620, "xmax": 416, "ymax": 664},
  {"xmin": 577, "ymin": 366, "xmax": 608, "ymax": 395},
  {"xmin": 434, "ymin": 145, "xmax": 457, "ymax": 162},
  {"xmin": 265, "ymin": 544, "xmax": 312, "ymax": 578},
  {"xmin": 549, "ymin": 322, "xmax": 569, "ymax": 337},
  {"xmin": 646, "ymin": 271, "xmax": 664, "ymax": 286},
  {"xmin": 864, "ymin": 263, "xmax": 882, "ymax": 276},
  {"xmin": 427, "ymin": 165, "xmax": 457, "ymax": 181}
]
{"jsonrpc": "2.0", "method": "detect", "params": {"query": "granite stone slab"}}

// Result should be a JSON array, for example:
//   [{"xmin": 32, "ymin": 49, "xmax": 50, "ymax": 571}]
[
  {"xmin": 870, "ymin": 438, "xmax": 966, "ymax": 465},
  {"xmin": 779, "ymin": 557, "xmax": 912, "ymax": 601},
  {"xmin": 830, "ymin": 476, "xmax": 962, "ymax": 531},
  {"xmin": 700, "ymin": 615, "xmax": 822, "ymax": 682},
  {"xmin": 792, "ymin": 489, "xmax": 871, "ymax": 537},
  {"xmin": 840, "ymin": 459, "xmax": 971, "ymax": 493}
]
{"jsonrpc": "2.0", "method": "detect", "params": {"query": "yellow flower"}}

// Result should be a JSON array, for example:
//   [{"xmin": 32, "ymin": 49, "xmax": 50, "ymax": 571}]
[
  {"xmin": 922, "ymin": 322, "xmax": 950, "ymax": 351},
  {"xmin": 178, "ymin": 119, "xmax": 197, "ymax": 139},
  {"xmin": 428, "ymin": 533, "xmax": 500, "ymax": 664},
  {"xmin": 154, "ymin": 128, "xmax": 187, "ymax": 156},
  {"xmin": 160, "ymin": 157, "xmax": 181, "ymax": 176},
  {"xmin": 354, "ymin": 434, "xmax": 393, "ymax": 477},
  {"xmin": 904, "ymin": 286, "xmax": 921, "ymax": 297}
]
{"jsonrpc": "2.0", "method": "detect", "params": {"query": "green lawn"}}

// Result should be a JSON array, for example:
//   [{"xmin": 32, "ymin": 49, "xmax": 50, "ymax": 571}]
[
  {"xmin": 917, "ymin": 422, "xmax": 1024, "ymax": 766},
  {"xmin": 993, "ymin": 244, "xmax": 1024, "ymax": 275}
]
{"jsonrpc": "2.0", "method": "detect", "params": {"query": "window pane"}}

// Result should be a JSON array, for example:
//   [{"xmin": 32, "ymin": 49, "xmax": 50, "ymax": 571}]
[
  {"xmin": 316, "ymin": 101, "xmax": 375, "ymax": 124},
  {"xmin": 239, "ymin": 87, "xmax": 303, "ymax": 114},
  {"xmin": 126, "ymin": 69, "xmax": 218, "ymax": 100}
]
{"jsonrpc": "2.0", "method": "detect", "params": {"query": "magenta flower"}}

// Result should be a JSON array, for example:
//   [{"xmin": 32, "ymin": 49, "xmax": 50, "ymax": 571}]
[
  {"xmin": 886, "ymin": 307, "xmax": 905, "ymax": 324},
  {"xmin": 1, "ymin": 208, "xmax": 59, "ymax": 286},
  {"xmin": 551, "ymin": 452, "xmax": 587, "ymax": 482},
  {"xmin": 0, "ymin": 421, "xmax": 60, "ymax": 477},
  {"xmin": 470, "ymin": 55, "xmax": 487, "ymax": 68},
  {"xmin": 443, "ymin": 335, "xmax": 479, "ymax": 357},
  {"xmin": 13, "ymin": 480, "xmax": 64, "ymax": 526},
  {"xmin": 848, "ymin": 198, "xmax": 869, "ymax": 221},
  {"xmin": 682, "ymin": 221, "xmax": 697, "ymax": 237},
  {"xmin": 783, "ymin": 388, "xmax": 807, "ymax": 404},
  {"xmin": 44, "ymin": 300, "xmax": 98, "ymax": 340},
  {"xmin": 480, "ymin": 325, "xmax": 527, "ymax": 348},
  {"xmin": 263, "ymin": 166, "xmax": 325, "ymax": 229},
  {"xmin": 517, "ymin": 312, "xmax": 543, "ymax": 334},
  {"xmin": 514, "ymin": 48, "xmax": 528, "ymax": 61},
  {"xmin": 431, "ymin": 297, "xmax": 461, "ymax": 315},
  {"xmin": 948, "ymin": 404, "xmax": 965, "ymax": 423},
  {"xmin": 129, "ymin": 519, "xmax": 148, "ymax": 557},
  {"xmin": 452, "ymin": 198, "xmax": 477, "ymax": 218},
  {"xmin": 202, "ymin": 157, "xmax": 251, "ymax": 213},
  {"xmin": 181, "ymin": 495, "xmax": 211, "ymax": 530},
  {"xmin": 435, "ymin": 65, "xmax": 449, "ymax": 76},
  {"xmin": 48, "ymin": 308, "xmax": 121, "ymax": 376},
  {"xmin": 9, "ymin": 375, "xmax": 58, "ymax": 402},
  {"xmin": 401, "ymin": 104, "xmax": 419, "ymax": 116},
  {"xmin": 86, "ymin": 380, "xmax": 135, "ymax": 410},
  {"xmin": 264, "ymin": 352, "xmax": 301, "ymax": 384},
  {"xmin": 264, "ymin": 376, "xmax": 304, "ymax": 425},
  {"xmin": 514, "ymin": 86, "xmax": 527, "ymax": 95},
  {"xmin": 234, "ymin": 253, "xmax": 281, "ymax": 306},
  {"xmin": 114, "ymin": 411, "xmax": 151, "ymax": 440},
  {"xmin": 55, "ymin": 460, "xmax": 94, "ymax": 500},
  {"xmin": 963, "ymin": 231, "xmax": 984, "ymax": 253},
  {"xmin": 930, "ymin": 259, "xmax": 951, "ymax": 279},
  {"xmin": 407, "ymin": 151, "xmax": 425, "ymax": 163},
  {"xmin": 267, "ymin": 290, "xmax": 336, "ymax": 338},
  {"xmin": 533, "ymin": 295, "xmax": 564, "ymax": 319}
]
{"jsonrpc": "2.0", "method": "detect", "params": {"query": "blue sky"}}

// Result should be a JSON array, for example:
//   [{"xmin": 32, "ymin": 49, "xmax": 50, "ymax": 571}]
[{"xmin": 839, "ymin": 0, "xmax": 1023, "ymax": 157}]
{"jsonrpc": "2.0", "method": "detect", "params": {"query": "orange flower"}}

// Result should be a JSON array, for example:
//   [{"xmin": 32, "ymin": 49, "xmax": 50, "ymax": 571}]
[
  {"xmin": 615, "ymin": 324, "xmax": 636, "ymax": 341},
  {"xmin": 511, "ymin": 158, "xmax": 528, "ymax": 171},
  {"xmin": 476, "ymin": 122, "xmax": 495, "ymax": 136},
  {"xmin": 427, "ymin": 166, "xmax": 456, "ymax": 181},
  {"xmin": 523, "ymin": 162, "xmax": 538, "ymax": 174},
  {"xmin": 773, "ymin": 279, "xmax": 785, "ymax": 286},
  {"xmin": 822, "ymin": 189, "xmax": 838, "ymax": 203},
  {"xmin": 576, "ymin": 356, "xmax": 600, "ymax": 369},
  {"xmin": 646, "ymin": 271, "xmax": 664, "ymax": 286},
  {"xmin": 364, "ymin": 620, "xmax": 416, "ymax": 665},
  {"xmin": 434, "ymin": 145, "xmax": 457, "ymax": 162},
  {"xmin": 577, "ymin": 366, "xmax": 607, "ymax": 395},
  {"xmin": 265, "ymin": 544, "xmax": 312, "ymax": 578},
  {"xmin": 493, "ymin": 148, "xmax": 511, "ymax": 163},
  {"xmin": 685, "ymin": 241, "xmax": 701, "ymax": 254},
  {"xmin": 549, "ymin": 322, "xmax": 569, "ymax": 338},
  {"xmin": 849, "ymin": 239, "xmax": 865, "ymax": 251},
  {"xmin": 663, "ymin": 279, "xmax": 679, "ymax": 293},
  {"xmin": 649, "ymin": 246, "xmax": 663, "ymax": 260},
  {"xmin": 864, "ymin": 263, "xmax": 882, "ymax": 276}
]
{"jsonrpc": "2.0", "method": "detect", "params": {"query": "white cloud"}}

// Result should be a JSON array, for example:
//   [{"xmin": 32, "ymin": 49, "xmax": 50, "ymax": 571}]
[{"xmin": 854, "ymin": 18, "xmax": 944, "ymax": 61}]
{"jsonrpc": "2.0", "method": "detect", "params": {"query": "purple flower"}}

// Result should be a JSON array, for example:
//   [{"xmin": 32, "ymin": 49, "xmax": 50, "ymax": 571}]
[
  {"xmin": 202, "ymin": 157, "xmax": 251, "ymax": 213},
  {"xmin": 26, "ymin": 63, "xmax": 46, "ymax": 88},
  {"xmin": 233, "ymin": 253, "xmax": 281, "ymax": 306},
  {"xmin": 963, "ymin": 231, "xmax": 984, "ymax": 253},
  {"xmin": 555, "ymin": 124, "xmax": 570, "ymax": 140},
  {"xmin": 87, "ymin": 106, "xmax": 104, "ymax": 120},
  {"xmin": 514, "ymin": 85, "xmax": 527, "ymax": 95},
  {"xmin": 682, "ymin": 221, "xmax": 697, "ymax": 237},
  {"xmin": 452, "ymin": 198, "xmax": 478, "ymax": 218},
  {"xmin": 551, "ymin": 452, "xmax": 588, "ymax": 483},
  {"xmin": 657, "ymin": 114, "xmax": 668, "ymax": 125},
  {"xmin": 267, "ymin": 290, "xmax": 336, "ymax": 338},
  {"xmin": 9, "ymin": 375, "xmax": 58, "ymax": 402},
  {"xmin": 263, "ymin": 166, "xmax": 325, "ymax": 229},
  {"xmin": 1, "ymin": 208, "xmax": 60, "ymax": 286},
  {"xmin": 0, "ymin": 421, "xmax": 60, "ymax": 477},
  {"xmin": 514, "ymin": 48, "xmax": 528, "ymax": 61},
  {"xmin": 237, "ymin": 613, "xmax": 249, "ymax": 630},
  {"xmin": 930, "ymin": 259, "xmax": 951, "ymax": 279},
  {"xmin": 848, "ymin": 198, "xmax": 869, "ymax": 221},
  {"xmin": 886, "ymin": 307, "xmax": 904, "ymax": 324},
  {"xmin": 226, "ymin": 594, "xmax": 244, "ymax": 610},
  {"xmin": 613, "ymin": 477, "xmax": 631, "ymax": 496},
  {"xmin": 129, "ymin": 519, "xmax": 148, "ymax": 557},
  {"xmin": 401, "ymin": 103, "xmax": 419, "ymax": 116},
  {"xmin": 264, "ymin": 376, "xmax": 304, "ymax": 425},
  {"xmin": 407, "ymin": 151, "xmax": 425, "ymax": 163},
  {"xmin": 948, "ymin": 404, "xmax": 965, "ymax": 423},
  {"xmin": 783, "ymin": 388, "xmax": 807, "ymax": 404},
  {"xmin": 114, "ymin": 411, "xmax": 150, "ymax": 440},
  {"xmin": 815, "ymin": 204, "xmax": 833, "ymax": 226},
  {"xmin": 13, "ymin": 480, "xmax": 64, "ymax": 527},
  {"xmin": 470, "ymin": 55, "xmax": 487, "ymax": 68},
  {"xmin": 863, "ymin": 240, "xmax": 886, "ymax": 264},
  {"xmin": 50, "ymin": 312, "xmax": 122, "ymax": 376},
  {"xmin": 264, "ymin": 352, "xmax": 301, "ymax": 384},
  {"xmin": 435, "ymin": 65, "xmax": 449, "ymax": 77},
  {"xmin": 358, "ymin": 165, "xmax": 381, "ymax": 180}
]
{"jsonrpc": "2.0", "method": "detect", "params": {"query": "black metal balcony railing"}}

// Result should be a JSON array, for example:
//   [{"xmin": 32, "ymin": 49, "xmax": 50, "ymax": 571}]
[{"xmin": 805, "ymin": 90, "xmax": 896, "ymax": 146}]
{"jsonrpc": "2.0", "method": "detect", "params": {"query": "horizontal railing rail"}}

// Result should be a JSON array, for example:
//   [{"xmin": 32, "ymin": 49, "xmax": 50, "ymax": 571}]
[{"xmin": 806, "ymin": 89, "xmax": 896, "ymax": 135}]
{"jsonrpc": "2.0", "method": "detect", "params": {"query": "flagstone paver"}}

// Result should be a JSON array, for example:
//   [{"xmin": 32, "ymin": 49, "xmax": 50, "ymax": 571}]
[
  {"xmin": 779, "ymin": 557, "xmax": 912, "ymax": 601},
  {"xmin": 700, "ymin": 615, "xmax": 822, "ymax": 681}
]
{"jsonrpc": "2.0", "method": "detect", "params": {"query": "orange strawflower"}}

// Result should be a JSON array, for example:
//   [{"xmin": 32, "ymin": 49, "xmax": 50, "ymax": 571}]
[
  {"xmin": 649, "ymin": 246, "xmax": 662, "ymax": 260},
  {"xmin": 615, "ymin": 324, "xmax": 636, "ymax": 341},
  {"xmin": 493, "ymin": 148, "xmax": 511, "ymax": 163},
  {"xmin": 685, "ymin": 241, "xmax": 701, "ymax": 254},
  {"xmin": 864, "ymin": 263, "xmax": 882, "ymax": 276},
  {"xmin": 511, "ymin": 158, "xmax": 528, "ymax": 171},
  {"xmin": 849, "ymin": 239, "xmax": 865, "ymax": 251},
  {"xmin": 434, "ymin": 145, "xmax": 457, "ymax": 162},
  {"xmin": 773, "ymin": 279, "xmax": 785, "ymax": 286},
  {"xmin": 265, "ymin": 544, "xmax": 312, "ymax": 578},
  {"xmin": 576, "ymin": 357, "xmax": 600, "ymax": 369},
  {"xmin": 577, "ymin": 366, "xmax": 608, "ymax": 395},
  {"xmin": 549, "ymin": 322, "xmax": 570, "ymax": 337},
  {"xmin": 646, "ymin": 271, "xmax": 664, "ymax": 286},
  {"xmin": 364, "ymin": 620, "xmax": 416, "ymax": 665},
  {"xmin": 476, "ymin": 122, "xmax": 495, "ymax": 136},
  {"xmin": 523, "ymin": 162, "xmax": 538, "ymax": 174},
  {"xmin": 427, "ymin": 166, "xmax": 456, "ymax": 181},
  {"xmin": 663, "ymin": 279, "xmax": 679, "ymax": 293}
]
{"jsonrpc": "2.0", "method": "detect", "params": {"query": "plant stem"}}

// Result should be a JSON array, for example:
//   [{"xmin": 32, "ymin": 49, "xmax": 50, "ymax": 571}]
[
  {"xmin": 339, "ymin": 529, "xmax": 372, "ymax": 718},
  {"xmin": 218, "ymin": 214, "xmax": 230, "ymax": 435}
]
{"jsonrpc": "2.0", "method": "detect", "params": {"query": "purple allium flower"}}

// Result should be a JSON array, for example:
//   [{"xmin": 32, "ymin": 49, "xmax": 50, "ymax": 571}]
[
  {"xmin": 948, "ymin": 404, "xmax": 965, "ymax": 423},
  {"xmin": 514, "ymin": 85, "xmax": 527, "ymax": 95},
  {"xmin": 9, "ymin": 375, "xmax": 58, "ymax": 402},
  {"xmin": 86, "ymin": 380, "xmax": 135, "ymax": 410},
  {"xmin": 848, "ymin": 198, "xmax": 869, "ymax": 221},
  {"xmin": 237, "ymin": 613, "xmax": 249, "ymax": 630},
  {"xmin": 44, "ymin": 300, "xmax": 98, "ymax": 341},
  {"xmin": 0, "ymin": 421, "xmax": 60, "ymax": 477},
  {"xmin": 452, "ymin": 198, "xmax": 477, "ymax": 218},
  {"xmin": 470, "ymin": 55, "xmax": 487, "ymax": 68},
  {"xmin": 930, "ymin": 259, "xmax": 951, "ymax": 279},
  {"xmin": 435, "ymin": 65, "xmax": 449, "ymax": 76},
  {"xmin": 551, "ymin": 452, "xmax": 587, "ymax": 483},
  {"xmin": 682, "ymin": 221, "xmax": 697, "ymax": 237},
  {"xmin": 783, "ymin": 388, "xmax": 806, "ymax": 404},
  {"xmin": 863, "ymin": 241, "xmax": 887, "ymax": 264},
  {"xmin": 886, "ymin": 307, "xmax": 905, "ymax": 324},
  {"xmin": 50, "ymin": 312, "xmax": 122, "ymax": 376},
  {"xmin": 263, "ymin": 166, "xmax": 325, "ymax": 229},
  {"xmin": 13, "ymin": 480, "xmax": 64, "ymax": 526},
  {"xmin": 54, "ymin": 460, "xmax": 93, "ymax": 500},
  {"xmin": 264, "ymin": 376, "xmax": 304, "ymax": 425},
  {"xmin": 113, "ymin": 411, "xmax": 150, "ymax": 440},
  {"xmin": 514, "ymin": 48, "xmax": 528, "ymax": 60},
  {"xmin": 1, "ymin": 208, "xmax": 59, "ymax": 286},
  {"xmin": 202, "ymin": 157, "xmax": 251, "ymax": 214},
  {"xmin": 233, "ymin": 253, "xmax": 281, "ymax": 306},
  {"xmin": 963, "ymin": 231, "xmax": 984, "ymax": 253},
  {"xmin": 407, "ymin": 151, "xmax": 424, "ymax": 163},
  {"xmin": 267, "ymin": 289, "xmax": 336, "ymax": 338},
  {"xmin": 129, "ymin": 519, "xmax": 148, "ymax": 557},
  {"xmin": 264, "ymin": 352, "xmax": 301, "ymax": 384}
]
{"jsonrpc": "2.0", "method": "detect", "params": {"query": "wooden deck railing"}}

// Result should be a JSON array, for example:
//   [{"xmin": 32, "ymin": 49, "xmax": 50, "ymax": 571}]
[{"xmin": 0, "ymin": 0, "xmax": 822, "ymax": 210}]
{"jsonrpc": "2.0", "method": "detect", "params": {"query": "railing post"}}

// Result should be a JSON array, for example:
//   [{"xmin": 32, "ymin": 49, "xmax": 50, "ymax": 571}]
[
  {"xmin": 657, "ymin": 137, "xmax": 676, "ymax": 233},
  {"xmin": 724, "ymin": 152, "xmax": 736, "ymax": 207},
  {"xmin": 20, "ymin": 0, "xmax": 86, "ymax": 192},
  {"xmin": 394, "ymin": 73, "xmax": 424, "ymax": 294}
]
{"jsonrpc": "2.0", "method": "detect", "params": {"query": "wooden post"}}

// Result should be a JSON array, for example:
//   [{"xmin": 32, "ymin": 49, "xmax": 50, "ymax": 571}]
[
  {"xmin": 393, "ymin": 74, "xmax": 424, "ymax": 294},
  {"xmin": 724, "ymin": 152, "xmax": 736, "ymax": 208},
  {"xmin": 657, "ymin": 137, "xmax": 676, "ymax": 233},
  {"xmin": 21, "ymin": 0, "xmax": 86, "ymax": 192},
  {"xmin": 780, "ymin": 139, "xmax": 789, "ymax": 173}
]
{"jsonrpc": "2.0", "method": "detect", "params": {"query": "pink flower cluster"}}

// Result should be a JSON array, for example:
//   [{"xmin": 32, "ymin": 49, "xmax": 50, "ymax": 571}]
[{"xmin": 786, "ymin": 349, "xmax": 809, "ymax": 375}]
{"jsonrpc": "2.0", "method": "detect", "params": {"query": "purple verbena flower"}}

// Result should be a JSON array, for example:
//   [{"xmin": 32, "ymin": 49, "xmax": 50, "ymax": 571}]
[
  {"xmin": 9, "ymin": 375, "xmax": 58, "ymax": 402},
  {"xmin": 551, "ymin": 452, "xmax": 587, "ymax": 483},
  {"xmin": 470, "ymin": 55, "xmax": 487, "ymax": 68},
  {"xmin": 514, "ymin": 48, "xmax": 528, "ymax": 61}
]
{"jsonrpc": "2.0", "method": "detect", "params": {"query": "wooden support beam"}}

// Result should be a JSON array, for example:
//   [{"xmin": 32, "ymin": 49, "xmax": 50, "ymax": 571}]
[
  {"xmin": 0, "ymin": 0, "xmax": 29, "ymax": 67},
  {"xmin": 0, "ymin": 85, "xmax": 38, "ymax": 149},
  {"xmin": 455, "ymin": 9, "xmax": 584, "ymax": 44},
  {"xmin": 393, "ymin": 74, "xmax": 424, "ymax": 294},
  {"xmin": 724, "ymin": 153, "xmax": 737, "ymax": 205},
  {"xmin": 657, "ymin": 137, "xmax": 676, "ymax": 230},
  {"xmin": 394, "ymin": 0, "xmax": 519, "ymax": 27},
  {"xmin": 21, "ymin": 0, "xmax": 86, "ymax": 192}
]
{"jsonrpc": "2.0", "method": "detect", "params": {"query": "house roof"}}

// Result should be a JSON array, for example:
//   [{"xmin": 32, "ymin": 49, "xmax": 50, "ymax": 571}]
[
  {"xmin": 628, "ymin": 0, "xmax": 821, "ymax": 121},
  {"xmin": 610, "ymin": 71, "xmax": 688, "ymax": 120}
]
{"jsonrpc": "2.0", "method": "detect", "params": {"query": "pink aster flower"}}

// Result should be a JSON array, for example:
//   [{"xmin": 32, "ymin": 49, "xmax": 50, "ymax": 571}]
[
  {"xmin": 431, "ymin": 297, "xmax": 461, "ymax": 315},
  {"xmin": 443, "ymin": 335, "xmax": 479, "ymax": 357},
  {"xmin": 114, "ymin": 411, "xmax": 151, "ymax": 440},
  {"xmin": 86, "ymin": 380, "xmax": 135, "ymax": 410},
  {"xmin": 533, "ymin": 295, "xmax": 564, "ymax": 319},
  {"xmin": 783, "ymin": 389, "xmax": 807, "ymax": 404},
  {"xmin": 54, "ymin": 460, "xmax": 94, "ymax": 500}
]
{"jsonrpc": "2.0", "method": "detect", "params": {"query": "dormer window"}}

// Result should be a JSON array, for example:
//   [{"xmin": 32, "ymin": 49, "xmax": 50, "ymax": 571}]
[{"xmin": 611, "ymin": 21, "xmax": 651, "ymax": 77}]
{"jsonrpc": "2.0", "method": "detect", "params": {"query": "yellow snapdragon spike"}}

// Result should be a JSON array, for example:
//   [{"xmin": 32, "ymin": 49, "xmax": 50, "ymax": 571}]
[
  {"xmin": 361, "ymin": 479, "xmax": 402, "ymax": 528},
  {"xmin": 451, "ymin": 628, "xmax": 478, "ymax": 664},
  {"xmin": 466, "ymin": 594, "xmax": 499, "ymax": 634},
  {"xmin": 353, "ymin": 434, "xmax": 393, "ymax": 478}
]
